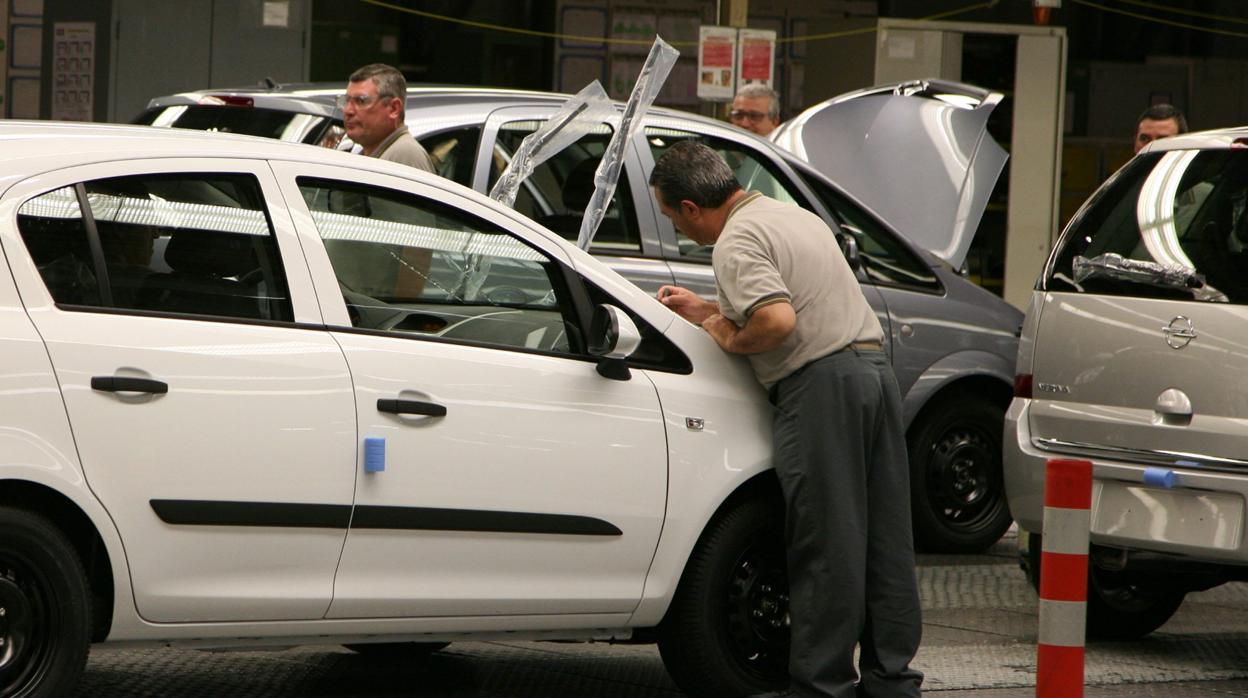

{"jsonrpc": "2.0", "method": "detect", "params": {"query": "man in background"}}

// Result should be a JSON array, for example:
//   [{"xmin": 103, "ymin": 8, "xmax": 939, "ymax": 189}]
[
  {"xmin": 730, "ymin": 84, "xmax": 782, "ymax": 138},
  {"xmin": 340, "ymin": 63, "xmax": 435, "ymax": 172},
  {"xmin": 335, "ymin": 64, "xmax": 436, "ymax": 300},
  {"xmin": 1132, "ymin": 104, "xmax": 1209, "ymax": 237},
  {"xmin": 1134, "ymin": 103, "xmax": 1187, "ymax": 154}
]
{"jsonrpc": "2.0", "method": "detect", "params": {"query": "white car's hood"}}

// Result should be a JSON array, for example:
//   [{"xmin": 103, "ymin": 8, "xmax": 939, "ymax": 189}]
[{"xmin": 772, "ymin": 79, "xmax": 1007, "ymax": 269}]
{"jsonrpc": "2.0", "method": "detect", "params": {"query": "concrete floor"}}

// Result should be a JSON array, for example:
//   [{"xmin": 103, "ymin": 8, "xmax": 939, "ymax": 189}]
[{"xmin": 73, "ymin": 531, "xmax": 1248, "ymax": 696}]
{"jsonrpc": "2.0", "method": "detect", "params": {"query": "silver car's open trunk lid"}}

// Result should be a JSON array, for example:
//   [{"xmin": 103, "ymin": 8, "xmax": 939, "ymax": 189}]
[{"xmin": 772, "ymin": 79, "xmax": 1007, "ymax": 269}]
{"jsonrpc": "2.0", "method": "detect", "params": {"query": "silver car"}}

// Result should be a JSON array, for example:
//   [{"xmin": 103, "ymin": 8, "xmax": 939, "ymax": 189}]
[
  {"xmin": 138, "ymin": 83, "xmax": 1023, "ymax": 553},
  {"xmin": 1006, "ymin": 127, "xmax": 1248, "ymax": 638}
]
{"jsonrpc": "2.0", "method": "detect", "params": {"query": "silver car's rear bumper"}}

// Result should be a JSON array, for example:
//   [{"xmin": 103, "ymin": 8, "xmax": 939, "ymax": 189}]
[{"xmin": 1006, "ymin": 397, "xmax": 1248, "ymax": 565}]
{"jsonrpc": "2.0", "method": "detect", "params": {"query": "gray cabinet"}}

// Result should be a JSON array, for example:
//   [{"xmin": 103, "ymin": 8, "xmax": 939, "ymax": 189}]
[{"xmin": 42, "ymin": 0, "xmax": 309, "ymax": 123}]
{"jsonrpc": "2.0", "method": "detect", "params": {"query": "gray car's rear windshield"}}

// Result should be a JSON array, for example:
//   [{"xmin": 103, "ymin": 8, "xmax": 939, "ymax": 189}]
[
  {"xmin": 134, "ymin": 105, "xmax": 330, "ymax": 144},
  {"xmin": 1047, "ymin": 150, "xmax": 1248, "ymax": 303}
]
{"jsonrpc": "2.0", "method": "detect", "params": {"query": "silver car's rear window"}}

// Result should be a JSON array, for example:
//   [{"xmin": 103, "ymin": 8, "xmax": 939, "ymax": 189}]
[
  {"xmin": 135, "ymin": 105, "xmax": 329, "ymax": 144},
  {"xmin": 1047, "ymin": 150, "xmax": 1248, "ymax": 303}
]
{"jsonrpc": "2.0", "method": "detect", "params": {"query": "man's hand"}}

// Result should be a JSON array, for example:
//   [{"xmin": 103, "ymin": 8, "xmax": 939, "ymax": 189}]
[{"xmin": 657, "ymin": 285, "xmax": 718, "ymax": 324}]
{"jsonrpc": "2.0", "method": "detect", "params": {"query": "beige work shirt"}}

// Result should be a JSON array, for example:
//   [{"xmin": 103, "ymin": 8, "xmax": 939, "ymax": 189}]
[
  {"xmin": 713, "ymin": 192, "xmax": 884, "ymax": 388},
  {"xmin": 369, "ymin": 125, "xmax": 435, "ymax": 173}
]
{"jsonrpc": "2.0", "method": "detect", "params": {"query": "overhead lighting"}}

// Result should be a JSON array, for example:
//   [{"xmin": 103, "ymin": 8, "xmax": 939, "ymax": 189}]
[{"xmin": 308, "ymin": 209, "xmax": 545, "ymax": 262}]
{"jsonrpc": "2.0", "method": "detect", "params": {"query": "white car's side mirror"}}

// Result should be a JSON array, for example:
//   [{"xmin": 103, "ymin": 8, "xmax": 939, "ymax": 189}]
[{"xmin": 588, "ymin": 304, "xmax": 641, "ymax": 380}]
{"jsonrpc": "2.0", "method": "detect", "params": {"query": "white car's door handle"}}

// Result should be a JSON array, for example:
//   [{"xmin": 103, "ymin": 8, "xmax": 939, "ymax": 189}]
[
  {"xmin": 91, "ymin": 376, "xmax": 168, "ymax": 395},
  {"xmin": 377, "ymin": 398, "xmax": 446, "ymax": 417}
]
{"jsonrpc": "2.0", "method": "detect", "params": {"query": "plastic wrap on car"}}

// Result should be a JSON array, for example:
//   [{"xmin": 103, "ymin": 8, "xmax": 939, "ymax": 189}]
[
  {"xmin": 576, "ymin": 36, "xmax": 679, "ymax": 251},
  {"xmin": 488, "ymin": 81, "xmax": 616, "ymax": 209},
  {"xmin": 1072, "ymin": 253, "xmax": 1223, "ymax": 301}
]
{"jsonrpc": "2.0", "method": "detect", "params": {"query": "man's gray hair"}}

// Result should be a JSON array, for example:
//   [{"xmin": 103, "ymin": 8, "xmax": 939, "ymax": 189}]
[
  {"xmin": 736, "ymin": 83, "xmax": 780, "ymax": 121},
  {"xmin": 349, "ymin": 63, "xmax": 407, "ymax": 120},
  {"xmin": 648, "ymin": 141, "xmax": 741, "ymax": 209}
]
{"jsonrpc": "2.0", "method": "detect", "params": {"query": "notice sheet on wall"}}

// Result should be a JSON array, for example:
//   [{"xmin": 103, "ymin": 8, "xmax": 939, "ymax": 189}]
[
  {"xmin": 696, "ymin": 25, "xmax": 736, "ymax": 101},
  {"xmin": 51, "ymin": 22, "xmax": 95, "ymax": 121}
]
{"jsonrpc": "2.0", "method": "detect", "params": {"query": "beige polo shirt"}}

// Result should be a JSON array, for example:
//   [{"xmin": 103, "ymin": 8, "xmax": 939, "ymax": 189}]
[
  {"xmin": 370, "ymin": 125, "xmax": 435, "ymax": 173},
  {"xmin": 713, "ymin": 192, "xmax": 884, "ymax": 388}
]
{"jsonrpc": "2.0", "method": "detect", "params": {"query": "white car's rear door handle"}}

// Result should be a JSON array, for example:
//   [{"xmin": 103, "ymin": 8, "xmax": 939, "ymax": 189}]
[
  {"xmin": 376, "ymin": 398, "xmax": 446, "ymax": 417},
  {"xmin": 91, "ymin": 376, "xmax": 168, "ymax": 395}
]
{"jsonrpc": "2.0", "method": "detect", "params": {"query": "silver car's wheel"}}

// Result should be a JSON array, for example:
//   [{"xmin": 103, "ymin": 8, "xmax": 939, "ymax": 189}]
[
  {"xmin": 1023, "ymin": 533, "xmax": 1185, "ymax": 639},
  {"xmin": 1085, "ymin": 570, "xmax": 1185, "ymax": 639},
  {"xmin": 907, "ymin": 393, "xmax": 1013, "ymax": 553}
]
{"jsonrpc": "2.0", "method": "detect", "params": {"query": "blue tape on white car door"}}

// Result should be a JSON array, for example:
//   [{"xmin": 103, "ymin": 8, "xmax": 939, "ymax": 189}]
[{"xmin": 364, "ymin": 437, "xmax": 385, "ymax": 473}]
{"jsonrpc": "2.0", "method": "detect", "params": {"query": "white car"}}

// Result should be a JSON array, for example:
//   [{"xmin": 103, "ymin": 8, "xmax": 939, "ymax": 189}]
[{"xmin": 0, "ymin": 122, "xmax": 789, "ymax": 696}]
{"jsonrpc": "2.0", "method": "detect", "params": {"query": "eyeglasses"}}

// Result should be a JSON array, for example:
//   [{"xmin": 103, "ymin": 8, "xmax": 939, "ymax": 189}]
[
  {"xmin": 730, "ymin": 109, "xmax": 770, "ymax": 122},
  {"xmin": 335, "ymin": 93, "xmax": 393, "ymax": 109}
]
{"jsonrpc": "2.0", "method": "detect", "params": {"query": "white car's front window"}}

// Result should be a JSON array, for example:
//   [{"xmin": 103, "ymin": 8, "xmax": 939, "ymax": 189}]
[{"xmin": 298, "ymin": 177, "xmax": 575, "ymax": 355}]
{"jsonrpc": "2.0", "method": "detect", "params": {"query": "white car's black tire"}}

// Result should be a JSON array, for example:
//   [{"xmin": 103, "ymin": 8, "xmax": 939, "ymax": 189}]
[
  {"xmin": 657, "ymin": 497, "xmax": 789, "ymax": 697},
  {"xmin": 0, "ymin": 506, "xmax": 91, "ymax": 697}
]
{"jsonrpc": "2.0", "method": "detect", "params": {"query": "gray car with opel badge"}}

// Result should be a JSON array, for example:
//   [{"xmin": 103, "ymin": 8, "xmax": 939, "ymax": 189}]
[{"xmin": 1006, "ymin": 126, "xmax": 1248, "ymax": 638}]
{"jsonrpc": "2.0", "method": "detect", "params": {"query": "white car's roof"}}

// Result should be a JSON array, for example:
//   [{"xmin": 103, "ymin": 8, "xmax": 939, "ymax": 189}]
[
  {"xmin": 1144, "ymin": 125, "xmax": 1248, "ymax": 153},
  {"xmin": 0, "ymin": 120, "xmax": 450, "ymax": 187}
]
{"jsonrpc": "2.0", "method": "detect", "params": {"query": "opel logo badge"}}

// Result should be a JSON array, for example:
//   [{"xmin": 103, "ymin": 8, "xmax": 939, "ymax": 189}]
[{"xmin": 1162, "ymin": 316, "xmax": 1197, "ymax": 349}]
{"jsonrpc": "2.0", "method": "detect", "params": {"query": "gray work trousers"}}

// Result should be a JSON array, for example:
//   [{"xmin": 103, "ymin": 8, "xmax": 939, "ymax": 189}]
[{"xmin": 769, "ymin": 348, "xmax": 923, "ymax": 698}]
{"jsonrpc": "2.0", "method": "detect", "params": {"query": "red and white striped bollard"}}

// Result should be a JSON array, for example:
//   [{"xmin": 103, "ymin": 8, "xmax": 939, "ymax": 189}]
[{"xmin": 1036, "ymin": 458, "xmax": 1092, "ymax": 697}]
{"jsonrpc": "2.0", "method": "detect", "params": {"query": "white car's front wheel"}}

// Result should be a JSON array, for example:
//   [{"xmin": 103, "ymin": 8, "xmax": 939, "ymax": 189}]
[{"xmin": 657, "ymin": 496, "xmax": 789, "ymax": 697}]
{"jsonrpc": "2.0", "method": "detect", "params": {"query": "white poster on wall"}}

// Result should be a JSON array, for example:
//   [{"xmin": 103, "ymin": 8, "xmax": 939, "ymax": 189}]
[
  {"xmin": 51, "ymin": 22, "xmax": 95, "ymax": 121},
  {"xmin": 736, "ymin": 28, "xmax": 776, "ymax": 89},
  {"xmin": 696, "ymin": 25, "xmax": 736, "ymax": 101}
]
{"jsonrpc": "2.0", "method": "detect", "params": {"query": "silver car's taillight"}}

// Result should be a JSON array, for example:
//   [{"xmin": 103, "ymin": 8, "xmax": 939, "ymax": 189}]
[
  {"xmin": 1012, "ymin": 291, "xmax": 1047, "ymax": 400},
  {"xmin": 1014, "ymin": 374, "xmax": 1033, "ymax": 399}
]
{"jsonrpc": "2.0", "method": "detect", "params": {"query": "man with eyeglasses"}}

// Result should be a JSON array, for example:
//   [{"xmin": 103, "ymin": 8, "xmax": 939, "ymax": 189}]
[
  {"xmin": 339, "ymin": 63, "xmax": 435, "ymax": 173},
  {"xmin": 730, "ymin": 84, "xmax": 782, "ymax": 138}
]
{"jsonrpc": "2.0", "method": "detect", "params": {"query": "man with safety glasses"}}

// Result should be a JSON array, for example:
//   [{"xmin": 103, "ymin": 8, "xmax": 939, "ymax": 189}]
[
  {"xmin": 730, "ymin": 84, "xmax": 782, "ymax": 138},
  {"xmin": 339, "ymin": 63, "xmax": 435, "ymax": 172}
]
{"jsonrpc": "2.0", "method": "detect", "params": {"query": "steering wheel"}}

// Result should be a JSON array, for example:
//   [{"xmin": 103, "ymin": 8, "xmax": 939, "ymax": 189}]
[{"xmin": 484, "ymin": 286, "xmax": 530, "ymax": 305}]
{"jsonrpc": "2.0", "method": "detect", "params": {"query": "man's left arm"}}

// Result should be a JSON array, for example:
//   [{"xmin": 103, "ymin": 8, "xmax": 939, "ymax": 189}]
[{"xmin": 702, "ymin": 301, "xmax": 795, "ymax": 354}]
